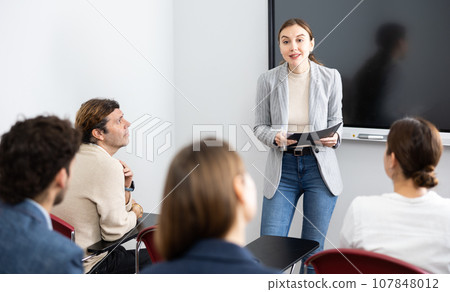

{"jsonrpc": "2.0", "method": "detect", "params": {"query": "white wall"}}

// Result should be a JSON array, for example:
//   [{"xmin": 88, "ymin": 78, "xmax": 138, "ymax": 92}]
[
  {"xmin": 0, "ymin": 0, "xmax": 175, "ymax": 214},
  {"xmin": 173, "ymin": 0, "xmax": 269, "ymax": 242}
]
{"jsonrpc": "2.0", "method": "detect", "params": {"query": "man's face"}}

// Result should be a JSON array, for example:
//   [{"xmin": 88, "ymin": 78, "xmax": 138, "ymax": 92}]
[{"xmin": 102, "ymin": 108, "xmax": 131, "ymax": 151}]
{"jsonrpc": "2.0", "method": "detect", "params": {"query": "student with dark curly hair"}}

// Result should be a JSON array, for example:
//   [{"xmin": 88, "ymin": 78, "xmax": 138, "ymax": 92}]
[
  {"xmin": 0, "ymin": 116, "xmax": 83, "ymax": 273},
  {"xmin": 340, "ymin": 117, "xmax": 450, "ymax": 273}
]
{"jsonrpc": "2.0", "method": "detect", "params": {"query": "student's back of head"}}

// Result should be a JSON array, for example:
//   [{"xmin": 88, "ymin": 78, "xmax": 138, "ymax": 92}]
[
  {"xmin": 0, "ymin": 115, "xmax": 81, "ymax": 205},
  {"xmin": 145, "ymin": 140, "xmax": 278, "ymax": 274},
  {"xmin": 156, "ymin": 140, "xmax": 253, "ymax": 260},
  {"xmin": 386, "ymin": 117, "xmax": 442, "ymax": 188}
]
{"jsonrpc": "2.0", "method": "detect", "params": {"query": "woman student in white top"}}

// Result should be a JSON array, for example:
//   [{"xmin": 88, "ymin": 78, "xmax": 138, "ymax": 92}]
[{"xmin": 341, "ymin": 117, "xmax": 450, "ymax": 274}]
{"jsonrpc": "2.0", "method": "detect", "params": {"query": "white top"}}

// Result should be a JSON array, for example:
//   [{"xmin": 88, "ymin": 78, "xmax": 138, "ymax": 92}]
[
  {"xmin": 287, "ymin": 66, "xmax": 310, "ymax": 133},
  {"xmin": 340, "ymin": 191, "xmax": 450, "ymax": 273}
]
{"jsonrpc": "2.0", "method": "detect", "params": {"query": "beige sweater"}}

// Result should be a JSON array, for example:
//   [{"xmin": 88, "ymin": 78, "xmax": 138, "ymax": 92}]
[
  {"xmin": 288, "ymin": 67, "xmax": 310, "ymax": 133},
  {"xmin": 52, "ymin": 143, "xmax": 137, "ymax": 273}
]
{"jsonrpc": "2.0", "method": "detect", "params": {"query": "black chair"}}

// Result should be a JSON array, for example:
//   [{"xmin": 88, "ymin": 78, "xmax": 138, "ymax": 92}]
[{"xmin": 246, "ymin": 235, "xmax": 319, "ymax": 273}]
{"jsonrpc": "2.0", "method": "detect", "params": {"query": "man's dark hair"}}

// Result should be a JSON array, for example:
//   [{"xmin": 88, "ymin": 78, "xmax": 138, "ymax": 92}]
[
  {"xmin": 0, "ymin": 116, "xmax": 81, "ymax": 204},
  {"xmin": 75, "ymin": 98, "xmax": 120, "ymax": 144}
]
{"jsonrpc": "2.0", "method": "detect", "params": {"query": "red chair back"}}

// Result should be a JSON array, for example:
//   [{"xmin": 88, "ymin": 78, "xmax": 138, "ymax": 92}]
[
  {"xmin": 135, "ymin": 225, "xmax": 163, "ymax": 273},
  {"xmin": 304, "ymin": 248, "xmax": 429, "ymax": 274},
  {"xmin": 137, "ymin": 225, "xmax": 163, "ymax": 263},
  {"xmin": 50, "ymin": 214, "xmax": 75, "ymax": 242}
]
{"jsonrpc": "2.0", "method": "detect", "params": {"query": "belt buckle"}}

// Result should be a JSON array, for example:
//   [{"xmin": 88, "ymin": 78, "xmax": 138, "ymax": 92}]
[{"xmin": 293, "ymin": 148, "xmax": 304, "ymax": 156}]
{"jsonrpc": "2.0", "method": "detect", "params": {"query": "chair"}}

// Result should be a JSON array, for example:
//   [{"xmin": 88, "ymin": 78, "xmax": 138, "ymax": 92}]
[
  {"xmin": 50, "ymin": 214, "xmax": 75, "ymax": 242},
  {"xmin": 135, "ymin": 225, "xmax": 163, "ymax": 273},
  {"xmin": 304, "ymin": 248, "xmax": 429, "ymax": 274}
]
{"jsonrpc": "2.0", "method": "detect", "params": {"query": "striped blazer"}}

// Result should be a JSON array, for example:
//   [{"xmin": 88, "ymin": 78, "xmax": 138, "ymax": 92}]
[{"xmin": 253, "ymin": 61, "xmax": 343, "ymax": 199}]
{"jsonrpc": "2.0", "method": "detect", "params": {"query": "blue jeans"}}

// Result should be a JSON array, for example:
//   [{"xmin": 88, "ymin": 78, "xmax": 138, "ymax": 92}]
[{"xmin": 260, "ymin": 153, "xmax": 337, "ymax": 274}]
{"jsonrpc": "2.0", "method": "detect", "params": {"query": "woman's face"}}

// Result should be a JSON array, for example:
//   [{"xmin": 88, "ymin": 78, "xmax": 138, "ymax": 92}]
[{"xmin": 279, "ymin": 24, "xmax": 314, "ymax": 71}]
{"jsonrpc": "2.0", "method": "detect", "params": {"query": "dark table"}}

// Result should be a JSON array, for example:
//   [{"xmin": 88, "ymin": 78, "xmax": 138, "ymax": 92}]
[
  {"xmin": 87, "ymin": 213, "xmax": 159, "ymax": 253},
  {"xmin": 246, "ymin": 235, "xmax": 319, "ymax": 273}
]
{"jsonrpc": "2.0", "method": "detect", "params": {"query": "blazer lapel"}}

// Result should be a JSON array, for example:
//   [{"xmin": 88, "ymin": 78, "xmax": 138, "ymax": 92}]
[
  {"xmin": 15, "ymin": 200, "xmax": 48, "ymax": 226},
  {"xmin": 308, "ymin": 61, "xmax": 320, "ymax": 131},
  {"xmin": 277, "ymin": 63, "xmax": 289, "ymax": 127}
]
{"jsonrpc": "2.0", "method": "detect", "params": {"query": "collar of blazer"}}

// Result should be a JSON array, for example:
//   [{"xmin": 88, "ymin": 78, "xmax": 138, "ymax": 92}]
[
  {"xmin": 9, "ymin": 199, "xmax": 49, "ymax": 227},
  {"xmin": 276, "ymin": 61, "xmax": 321, "ymax": 131}
]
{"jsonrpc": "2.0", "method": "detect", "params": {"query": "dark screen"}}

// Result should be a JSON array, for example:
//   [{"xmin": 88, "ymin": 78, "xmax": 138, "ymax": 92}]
[{"xmin": 270, "ymin": 0, "xmax": 450, "ymax": 131}]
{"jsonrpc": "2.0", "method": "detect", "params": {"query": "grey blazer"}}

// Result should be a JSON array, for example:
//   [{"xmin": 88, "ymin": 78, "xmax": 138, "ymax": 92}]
[{"xmin": 253, "ymin": 62, "xmax": 343, "ymax": 199}]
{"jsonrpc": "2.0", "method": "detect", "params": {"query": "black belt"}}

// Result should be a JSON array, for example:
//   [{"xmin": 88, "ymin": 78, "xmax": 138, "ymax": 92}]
[{"xmin": 284, "ymin": 147, "xmax": 314, "ymax": 156}]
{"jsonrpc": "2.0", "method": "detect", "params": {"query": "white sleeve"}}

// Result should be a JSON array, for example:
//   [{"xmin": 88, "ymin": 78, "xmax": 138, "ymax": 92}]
[{"xmin": 340, "ymin": 199, "xmax": 358, "ymax": 248}]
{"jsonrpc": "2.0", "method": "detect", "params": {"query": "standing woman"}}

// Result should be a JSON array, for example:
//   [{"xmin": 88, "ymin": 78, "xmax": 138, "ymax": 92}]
[{"xmin": 253, "ymin": 18, "xmax": 343, "ymax": 273}]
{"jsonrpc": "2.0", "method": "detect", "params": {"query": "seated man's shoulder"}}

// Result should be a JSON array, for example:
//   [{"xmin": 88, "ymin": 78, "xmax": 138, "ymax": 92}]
[
  {"xmin": 25, "ymin": 232, "xmax": 83, "ymax": 273},
  {"xmin": 76, "ymin": 144, "xmax": 123, "ymax": 174},
  {"xmin": 28, "ymin": 223, "xmax": 83, "ymax": 273},
  {"xmin": 32, "ymin": 225, "xmax": 82, "ymax": 254},
  {"xmin": 44, "ymin": 230, "xmax": 83, "ymax": 258},
  {"xmin": 78, "ymin": 144, "xmax": 113, "ymax": 162},
  {"xmin": 0, "ymin": 208, "xmax": 83, "ymax": 273}
]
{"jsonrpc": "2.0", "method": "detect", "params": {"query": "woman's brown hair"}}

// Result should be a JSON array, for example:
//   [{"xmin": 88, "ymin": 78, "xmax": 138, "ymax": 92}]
[
  {"xmin": 387, "ymin": 117, "xmax": 442, "ymax": 188},
  {"xmin": 278, "ymin": 18, "xmax": 323, "ymax": 66},
  {"xmin": 155, "ymin": 140, "xmax": 245, "ymax": 260}
]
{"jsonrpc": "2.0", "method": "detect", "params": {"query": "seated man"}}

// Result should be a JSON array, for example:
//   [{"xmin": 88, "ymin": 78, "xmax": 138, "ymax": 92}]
[
  {"xmin": 52, "ymin": 98, "xmax": 148, "ymax": 273},
  {"xmin": 0, "ymin": 116, "xmax": 83, "ymax": 273}
]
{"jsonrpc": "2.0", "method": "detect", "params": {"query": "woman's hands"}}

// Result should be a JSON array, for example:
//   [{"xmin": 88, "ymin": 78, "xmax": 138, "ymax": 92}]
[
  {"xmin": 275, "ymin": 132, "xmax": 338, "ymax": 148},
  {"xmin": 319, "ymin": 133, "xmax": 338, "ymax": 148},
  {"xmin": 275, "ymin": 132, "xmax": 297, "ymax": 147}
]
